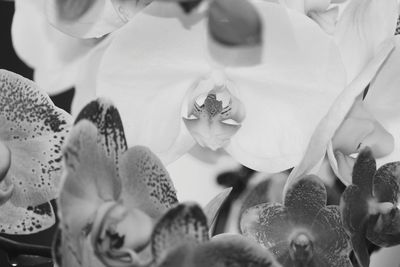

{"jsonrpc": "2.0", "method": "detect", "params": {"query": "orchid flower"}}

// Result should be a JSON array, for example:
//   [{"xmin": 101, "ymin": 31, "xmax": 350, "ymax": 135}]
[
  {"xmin": 46, "ymin": 0, "xmax": 153, "ymax": 39},
  {"xmin": 281, "ymin": 0, "xmax": 345, "ymax": 34},
  {"xmin": 0, "ymin": 69, "xmax": 71, "ymax": 234},
  {"xmin": 241, "ymin": 175, "xmax": 352, "ymax": 267},
  {"xmin": 55, "ymin": 98, "xmax": 178, "ymax": 267},
  {"xmin": 340, "ymin": 147, "xmax": 400, "ymax": 267},
  {"xmin": 83, "ymin": 0, "xmax": 347, "ymax": 174},
  {"xmin": 11, "ymin": 0, "xmax": 103, "ymax": 94},
  {"xmin": 150, "ymin": 202, "xmax": 281, "ymax": 267}
]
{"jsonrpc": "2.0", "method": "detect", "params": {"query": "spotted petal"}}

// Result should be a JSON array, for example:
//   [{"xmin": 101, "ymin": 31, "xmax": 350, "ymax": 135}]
[
  {"xmin": 284, "ymin": 175, "xmax": 327, "ymax": 226},
  {"xmin": 240, "ymin": 203, "xmax": 291, "ymax": 258},
  {"xmin": 58, "ymin": 121, "xmax": 119, "ymax": 265},
  {"xmin": 0, "ymin": 70, "xmax": 71, "ymax": 234},
  {"xmin": 118, "ymin": 146, "xmax": 178, "ymax": 219},
  {"xmin": 151, "ymin": 203, "xmax": 209, "ymax": 264},
  {"xmin": 12, "ymin": 0, "xmax": 97, "ymax": 94},
  {"xmin": 311, "ymin": 206, "xmax": 351, "ymax": 266}
]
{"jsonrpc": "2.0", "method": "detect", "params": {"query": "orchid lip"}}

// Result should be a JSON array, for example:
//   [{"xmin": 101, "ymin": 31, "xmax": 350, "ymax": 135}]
[{"xmin": 288, "ymin": 230, "xmax": 314, "ymax": 263}]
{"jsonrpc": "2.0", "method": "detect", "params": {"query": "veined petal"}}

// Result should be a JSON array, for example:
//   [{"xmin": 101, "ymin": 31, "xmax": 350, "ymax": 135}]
[
  {"xmin": 97, "ymin": 2, "xmax": 209, "ymax": 164},
  {"xmin": 46, "ymin": 0, "xmax": 124, "ymax": 38},
  {"xmin": 12, "ymin": 0, "xmax": 97, "ymax": 94},
  {"xmin": 0, "ymin": 70, "xmax": 71, "ymax": 206},
  {"xmin": 225, "ymin": 4, "xmax": 346, "ymax": 173},
  {"xmin": 334, "ymin": 0, "xmax": 398, "ymax": 82}
]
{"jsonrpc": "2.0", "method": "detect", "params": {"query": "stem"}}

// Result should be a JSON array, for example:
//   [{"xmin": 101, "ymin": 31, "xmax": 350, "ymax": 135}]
[{"xmin": 0, "ymin": 235, "xmax": 52, "ymax": 259}]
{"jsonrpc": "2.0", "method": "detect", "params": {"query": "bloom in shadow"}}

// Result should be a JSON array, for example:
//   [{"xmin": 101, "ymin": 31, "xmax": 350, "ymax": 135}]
[
  {"xmin": 151, "ymin": 202, "xmax": 281, "ymax": 267},
  {"xmin": 340, "ymin": 147, "xmax": 400, "ymax": 267},
  {"xmin": 55, "ymin": 99, "xmax": 178, "ymax": 267},
  {"xmin": 0, "ymin": 69, "xmax": 71, "ymax": 234},
  {"xmin": 240, "ymin": 175, "xmax": 352, "ymax": 267}
]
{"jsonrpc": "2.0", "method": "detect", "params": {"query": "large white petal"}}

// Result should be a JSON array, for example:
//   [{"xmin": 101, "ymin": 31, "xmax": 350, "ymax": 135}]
[
  {"xmin": 12, "ymin": 0, "xmax": 97, "ymax": 94},
  {"xmin": 365, "ymin": 37, "xmax": 400, "ymax": 166},
  {"xmin": 96, "ymin": 2, "xmax": 211, "ymax": 164},
  {"xmin": 334, "ymin": 0, "xmax": 398, "ymax": 82},
  {"xmin": 225, "ymin": 5, "xmax": 346, "ymax": 173}
]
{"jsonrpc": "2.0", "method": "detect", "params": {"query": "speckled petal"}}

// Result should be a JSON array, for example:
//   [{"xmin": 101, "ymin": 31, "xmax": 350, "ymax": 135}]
[
  {"xmin": 0, "ymin": 201, "xmax": 54, "ymax": 234},
  {"xmin": 352, "ymin": 147, "xmax": 376, "ymax": 193},
  {"xmin": 0, "ymin": 70, "xmax": 71, "ymax": 216},
  {"xmin": 75, "ymin": 98, "xmax": 127, "ymax": 191},
  {"xmin": 350, "ymin": 231, "xmax": 370, "ymax": 267},
  {"xmin": 151, "ymin": 203, "xmax": 209, "ymax": 264},
  {"xmin": 284, "ymin": 175, "xmax": 326, "ymax": 226},
  {"xmin": 312, "ymin": 206, "xmax": 351, "ymax": 266},
  {"xmin": 240, "ymin": 203, "xmax": 291, "ymax": 258},
  {"xmin": 118, "ymin": 146, "xmax": 178, "ymax": 219},
  {"xmin": 191, "ymin": 234, "xmax": 281, "ymax": 267},
  {"xmin": 367, "ymin": 209, "xmax": 400, "ymax": 247},
  {"xmin": 59, "ymin": 121, "xmax": 120, "ymax": 264},
  {"xmin": 373, "ymin": 162, "xmax": 400, "ymax": 203}
]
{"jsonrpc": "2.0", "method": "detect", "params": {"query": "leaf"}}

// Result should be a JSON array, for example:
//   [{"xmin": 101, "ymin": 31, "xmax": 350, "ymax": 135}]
[
  {"xmin": 151, "ymin": 203, "xmax": 209, "ymax": 264},
  {"xmin": 203, "ymin": 187, "xmax": 231, "ymax": 236},
  {"xmin": 208, "ymin": 0, "xmax": 262, "ymax": 46}
]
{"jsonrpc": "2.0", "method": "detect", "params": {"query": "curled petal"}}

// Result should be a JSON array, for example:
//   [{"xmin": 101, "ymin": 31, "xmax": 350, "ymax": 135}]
[
  {"xmin": 59, "ymin": 121, "xmax": 120, "ymax": 263},
  {"xmin": 240, "ymin": 203, "xmax": 291, "ymax": 257},
  {"xmin": 46, "ymin": 0, "xmax": 124, "ymax": 38},
  {"xmin": 311, "ymin": 206, "xmax": 351, "ymax": 265},
  {"xmin": 118, "ymin": 146, "xmax": 178, "ymax": 219},
  {"xmin": 334, "ymin": 0, "xmax": 398, "ymax": 81},
  {"xmin": 284, "ymin": 175, "xmax": 327, "ymax": 225},
  {"xmin": 97, "ymin": 2, "xmax": 204, "ymax": 163},
  {"xmin": 0, "ymin": 70, "xmax": 71, "ymax": 207},
  {"xmin": 53, "ymin": 0, "xmax": 96, "ymax": 20},
  {"xmin": 151, "ymin": 202, "xmax": 209, "ymax": 264}
]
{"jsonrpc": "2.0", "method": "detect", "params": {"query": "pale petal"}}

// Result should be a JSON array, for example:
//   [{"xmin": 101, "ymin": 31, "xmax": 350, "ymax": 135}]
[
  {"xmin": 0, "ymin": 70, "xmax": 71, "ymax": 207},
  {"xmin": 225, "ymin": 5, "xmax": 346, "ymax": 173},
  {"xmin": 12, "ymin": 0, "xmax": 97, "ymax": 94},
  {"xmin": 365, "ymin": 37, "xmax": 400, "ymax": 166},
  {"xmin": 46, "ymin": 0, "xmax": 124, "ymax": 39},
  {"xmin": 285, "ymin": 40, "xmax": 394, "ymax": 192},
  {"xmin": 71, "ymin": 37, "xmax": 112, "ymax": 117},
  {"xmin": 334, "ymin": 0, "xmax": 398, "ymax": 82},
  {"xmin": 97, "ymin": 2, "xmax": 209, "ymax": 164}
]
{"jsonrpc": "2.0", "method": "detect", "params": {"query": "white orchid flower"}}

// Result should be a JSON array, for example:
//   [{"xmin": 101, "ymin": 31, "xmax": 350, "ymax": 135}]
[
  {"xmin": 0, "ymin": 70, "xmax": 72, "ymax": 234},
  {"xmin": 86, "ymin": 0, "xmax": 346, "ymax": 174},
  {"xmin": 11, "ymin": 0, "xmax": 102, "ymax": 94}
]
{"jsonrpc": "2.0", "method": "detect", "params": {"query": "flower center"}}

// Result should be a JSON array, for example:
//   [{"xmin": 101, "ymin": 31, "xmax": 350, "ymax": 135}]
[
  {"xmin": 91, "ymin": 202, "xmax": 153, "ymax": 267},
  {"xmin": 289, "ymin": 232, "xmax": 314, "ymax": 265},
  {"xmin": 183, "ymin": 72, "xmax": 245, "ymax": 151}
]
